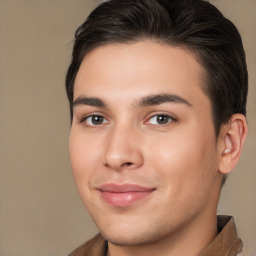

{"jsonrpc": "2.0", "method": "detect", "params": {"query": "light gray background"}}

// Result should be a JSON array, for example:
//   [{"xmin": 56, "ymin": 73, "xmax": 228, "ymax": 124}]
[{"xmin": 0, "ymin": 1, "xmax": 255, "ymax": 255}]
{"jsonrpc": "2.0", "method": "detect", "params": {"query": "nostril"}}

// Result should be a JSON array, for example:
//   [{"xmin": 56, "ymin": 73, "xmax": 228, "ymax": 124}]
[{"xmin": 122, "ymin": 162, "xmax": 133, "ymax": 167}]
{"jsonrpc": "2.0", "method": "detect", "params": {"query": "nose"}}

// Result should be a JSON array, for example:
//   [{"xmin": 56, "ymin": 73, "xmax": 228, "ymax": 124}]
[{"xmin": 103, "ymin": 125, "xmax": 144, "ymax": 171}]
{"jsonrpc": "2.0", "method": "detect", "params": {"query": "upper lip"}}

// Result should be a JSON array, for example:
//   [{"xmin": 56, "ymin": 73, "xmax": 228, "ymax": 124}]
[{"xmin": 97, "ymin": 183, "xmax": 156, "ymax": 193}]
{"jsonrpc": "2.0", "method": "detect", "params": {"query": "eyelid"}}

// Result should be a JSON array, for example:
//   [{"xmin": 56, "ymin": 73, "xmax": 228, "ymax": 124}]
[
  {"xmin": 80, "ymin": 113, "xmax": 110, "ymax": 127},
  {"xmin": 144, "ymin": 113, "xmax": 177, "ymax": 125},
  {"xmin": 78, "ymin": 110, "xmax": 110, "ymax": 121}
]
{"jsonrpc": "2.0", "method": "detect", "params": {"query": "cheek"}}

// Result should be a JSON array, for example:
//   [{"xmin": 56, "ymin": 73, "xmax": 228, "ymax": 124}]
[
  {"xmin": 69, "ymin": 131, "xmax": 84, "ymax": 174},
  {"xmin": 144, "ymin": 132, "xmax": 219, "ymax": 222},
  {"xmin": 144, "ymin": 126, "xmax": 218, "ymax": 192},
  {"xmin": 69, "ymin": 129, "xmax": 101, "ymax": 192}
]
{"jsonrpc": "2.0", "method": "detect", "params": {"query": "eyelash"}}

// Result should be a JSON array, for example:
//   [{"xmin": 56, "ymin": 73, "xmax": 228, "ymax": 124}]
[
  {"xmin": 80, "ymin": 113, "xmax": 177, "ymax": 127},
  {"xmin": 80, "ymin": 115, "xmax": 109, "ymax": 127},
  {"xmin": 145, "ymin": 114, "xmax": 177, "ymax": 126}
]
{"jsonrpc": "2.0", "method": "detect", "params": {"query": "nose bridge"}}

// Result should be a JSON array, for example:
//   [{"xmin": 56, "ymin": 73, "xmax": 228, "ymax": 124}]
[{"xmin": 104, "ymin": 121, "xmax": 143, "ymax": 170}]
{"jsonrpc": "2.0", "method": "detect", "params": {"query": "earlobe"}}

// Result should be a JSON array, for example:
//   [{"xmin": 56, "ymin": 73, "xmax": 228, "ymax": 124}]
[{"xmin": 218, "ymin": 114, "xmax": 247, "ymax": 174}]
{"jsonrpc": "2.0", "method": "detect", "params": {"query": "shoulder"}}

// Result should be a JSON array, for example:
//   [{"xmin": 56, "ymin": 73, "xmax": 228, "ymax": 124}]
[{"xmin": 68, "ymin": 233, "xmax": 107, "ymax": 256}]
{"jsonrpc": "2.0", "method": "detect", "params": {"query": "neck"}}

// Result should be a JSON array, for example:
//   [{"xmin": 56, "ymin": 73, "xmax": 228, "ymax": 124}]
[{"xmin": 107, "ymin": 212, "xmax": 218, "ymax": 256}]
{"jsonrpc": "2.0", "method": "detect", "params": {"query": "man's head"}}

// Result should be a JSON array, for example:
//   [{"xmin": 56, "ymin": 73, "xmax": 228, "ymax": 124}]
[{"xmin": 66, "ymin": 0, "xmax": 248, "ymax": 253}]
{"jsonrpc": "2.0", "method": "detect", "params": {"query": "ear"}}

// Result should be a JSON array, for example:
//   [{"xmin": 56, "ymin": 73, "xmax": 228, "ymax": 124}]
[{"xmin": 218, "ymin": 114, "xmax": 247, "ymax": 174}]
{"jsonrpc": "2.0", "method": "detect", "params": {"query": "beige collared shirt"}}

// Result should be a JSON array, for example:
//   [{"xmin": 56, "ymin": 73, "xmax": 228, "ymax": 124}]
[{"xmin": 69, "ymin": 216, "xmax": 243, "ymax": 256}]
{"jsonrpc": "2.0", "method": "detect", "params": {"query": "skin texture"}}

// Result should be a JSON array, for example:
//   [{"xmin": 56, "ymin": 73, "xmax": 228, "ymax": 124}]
[{"xmin": 69, "ymin": 41, "xmax": 247, "ymax": 256}]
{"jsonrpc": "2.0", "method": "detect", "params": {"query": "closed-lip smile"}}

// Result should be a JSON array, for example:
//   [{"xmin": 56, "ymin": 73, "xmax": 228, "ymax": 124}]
[{"xmin": 97, "ymin": 183, "xmax": 156, "ymax": 207}]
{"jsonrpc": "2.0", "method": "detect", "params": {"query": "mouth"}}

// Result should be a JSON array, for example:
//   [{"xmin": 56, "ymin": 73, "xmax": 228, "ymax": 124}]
[{"xmin": 96, "ymin": 183, "xmax": 156, "ymax": 207}]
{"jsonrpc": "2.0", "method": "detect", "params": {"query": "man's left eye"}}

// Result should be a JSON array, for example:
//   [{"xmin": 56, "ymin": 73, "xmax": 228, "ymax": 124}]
[{"xmin": 147, "ymin": 114, "xmax": 174, "ymax": 125}]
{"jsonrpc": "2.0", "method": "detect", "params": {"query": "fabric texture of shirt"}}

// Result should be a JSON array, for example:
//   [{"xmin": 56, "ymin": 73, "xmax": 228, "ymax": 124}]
[{"xmin": 68, "ymin": 215, "xmax": 243, "ymax": 256}]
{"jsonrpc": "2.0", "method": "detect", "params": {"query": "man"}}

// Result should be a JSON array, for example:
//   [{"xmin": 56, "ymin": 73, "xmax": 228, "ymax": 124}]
[{"xmin": 66, "ymin": 0, "xmax": 248, "ymax": 255}]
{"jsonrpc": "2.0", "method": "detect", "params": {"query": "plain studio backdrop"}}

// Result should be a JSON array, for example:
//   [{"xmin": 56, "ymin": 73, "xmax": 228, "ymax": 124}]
[{"xmin": 0, "ymin": 0, "xmax": 255, "ymax": 255}]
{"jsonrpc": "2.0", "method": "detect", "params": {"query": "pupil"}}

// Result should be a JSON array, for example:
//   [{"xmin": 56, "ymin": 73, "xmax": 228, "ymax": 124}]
[
  {"xmin": 157, "ymin": 115, "xmax": 168, "ymax": 124},
  {"xmin": 92, "ymin": 116, "xmax": 103, "ymax": 124}
]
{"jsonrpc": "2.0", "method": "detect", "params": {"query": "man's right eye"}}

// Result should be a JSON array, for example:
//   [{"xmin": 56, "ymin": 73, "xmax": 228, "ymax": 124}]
[{"xmin": 82, "ymin": 115, "xmax": 109, "ymax": 126}]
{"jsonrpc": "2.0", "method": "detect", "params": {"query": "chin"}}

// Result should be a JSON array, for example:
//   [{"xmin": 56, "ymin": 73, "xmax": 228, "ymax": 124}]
[
  {"xmin": 95, "ymin": 215, "xmax": 183, "ymax": 247},
  {"xmin": 100, "ymin": 229, "xmax": 165, "ymax": 247}
]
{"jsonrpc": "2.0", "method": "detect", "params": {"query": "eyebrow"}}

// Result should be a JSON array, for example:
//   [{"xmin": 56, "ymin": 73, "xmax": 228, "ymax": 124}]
[
  {"xmin": 73, "ymin": 97, "xmax": 107, "ymax": 108},
  {"xmin": 72, "ymin": 93, "xmax": 192, "ymax": 109},
  {"xmin": 137, "ymin": 94, "xmax": 192, "ymax": 108}
]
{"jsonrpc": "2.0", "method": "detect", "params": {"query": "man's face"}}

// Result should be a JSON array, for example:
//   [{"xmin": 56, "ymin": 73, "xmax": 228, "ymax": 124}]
[{"xmin": 69, "ymin": 41, "xmax": 223, "ymax": 245}]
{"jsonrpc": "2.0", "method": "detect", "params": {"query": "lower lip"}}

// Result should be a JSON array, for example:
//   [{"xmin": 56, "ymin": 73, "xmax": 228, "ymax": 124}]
[{"xmin": 99, "ymin": 191, "xmax": 154, "ymax": 207}]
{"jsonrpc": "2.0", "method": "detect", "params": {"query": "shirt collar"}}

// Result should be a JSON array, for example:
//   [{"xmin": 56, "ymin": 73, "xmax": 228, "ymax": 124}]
[{"xmin": 198, "ymin": 215, "xmax": 243, "ymax": 256}]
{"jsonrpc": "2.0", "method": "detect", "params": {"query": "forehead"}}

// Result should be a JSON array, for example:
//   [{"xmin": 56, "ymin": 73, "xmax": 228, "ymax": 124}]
[{"xmin": 74, "ymin": 41, "xmax": 209, "ymax": 109}]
